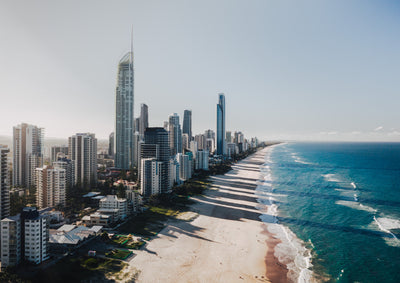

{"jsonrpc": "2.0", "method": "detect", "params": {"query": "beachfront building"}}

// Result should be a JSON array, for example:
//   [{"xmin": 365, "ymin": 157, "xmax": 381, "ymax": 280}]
[
  {"xmin": 13, "ymin": 123, "xmax": 44, "ymax": 188},
  {"xmin": 0, "ymin": 145, "xmax": 10, "ymax": 219},
  {"xmin": 36, "ymin": 166, "xmax": 66, "ymax": 209},
  {"xmin": 140, "ymin": 158, "xmax": 163, "ymax": 197},
  {"xmin": 99, "ymin": 195, "xmax": 128, "ymax": 221},
  {"xmin": 143, "ymin": 128, "xmax": 171, "ymax": 194},
  {"xmin": 68, "ymin": 133, "xmax": 97, "ymax": 188},
  {"xmin": 115, "ymin": 51, "xmax": 134, "ymax": 170},
  {"xmin": 216, "ymin": 93, "xmax": 226, "ymax": 156},
  {"xmin": 182, "ymin": 110, "xmax": 192, "ymax": 141},
  {"xmin": 168, "ymin": 113, "xmax": 182, "ymax": 156}
]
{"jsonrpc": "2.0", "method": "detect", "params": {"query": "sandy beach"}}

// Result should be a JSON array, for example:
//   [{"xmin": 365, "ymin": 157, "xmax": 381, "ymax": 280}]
[{"xmin": 129, "ymin": 147, "xmax": 288, "ymax": 282}]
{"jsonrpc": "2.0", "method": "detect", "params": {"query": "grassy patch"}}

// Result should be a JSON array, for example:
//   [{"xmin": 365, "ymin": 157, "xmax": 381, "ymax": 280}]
[
  {"xmin": 105, "ymin": 249, "xmax": 132, "ymax": 260},
  {"xmin": 111, "ymin": 234, "xmax": 146, "ymax": 249},
  {"xmin": 30, "ymin": 255, "xmax": 126, "ymax": 283}
]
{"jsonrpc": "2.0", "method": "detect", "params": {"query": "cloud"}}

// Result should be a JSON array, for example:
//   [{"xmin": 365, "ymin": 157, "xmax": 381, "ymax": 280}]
[{"xmin": 374, "ymin": 126, "xmax": 384, "ymax": 132}]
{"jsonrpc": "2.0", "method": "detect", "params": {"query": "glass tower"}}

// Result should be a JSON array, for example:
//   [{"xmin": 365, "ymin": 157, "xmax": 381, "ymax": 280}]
[
  {"xmin": 216, "ymin": 93, "xmax": 226, "ymax": 155},
  {"xmin": 115, "ymin": 52, "xmax": 134, "ymax": 169}
]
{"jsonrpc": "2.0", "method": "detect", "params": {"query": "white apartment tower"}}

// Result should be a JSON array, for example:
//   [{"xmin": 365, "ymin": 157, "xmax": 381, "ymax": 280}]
[
  {"xmin": 68, "ymin": 133, "xmax": 97, "ymax": 188},
  {"xmin": 13, "ymin": 123, "xmax": 44, "ymax": 188},
  {"xmin": 36, "ymin": 166, "xmax": 66, "ymax": 208},
  {"xmin": 0, "ymin": 215, "xmax": 21, "ymax": 269}
]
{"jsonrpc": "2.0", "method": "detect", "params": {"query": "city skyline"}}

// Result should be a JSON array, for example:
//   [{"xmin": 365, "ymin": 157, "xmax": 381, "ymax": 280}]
[{"xmin": 1, "ymin": 1, "xmax": 400, "ymax": 141}]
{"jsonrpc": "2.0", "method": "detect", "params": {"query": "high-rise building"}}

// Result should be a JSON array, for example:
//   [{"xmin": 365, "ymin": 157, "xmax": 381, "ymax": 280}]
[
  {"xmin": 53, "ymin": 158, "xmax": 75, "ymax": 189},
  {"xmin": 68, "ymin": 133, "xmax": 97, "ymax": 188},
  {"xmin": 226, "ymin": 131, "xmax": 232, "ymax": 143},
  {"xmin": 0, "ymin": 146, "xmax": 10, "ymax": 219},
  {"xmin": 51, "ymin": 146, "xmax": 68, "ymax": 162},
  {"xmin": 115, "ymin": 51, "xmax": 134, "ymax": 170},
  {"xmin": 177, "ymin": 153, "xmax": 191, "ymax": 181},
  {"xmin": 216, "ymin": 93, "xmax": 226, "ymax": 155},
  {"xmin": 21, "ymin": 207, "xmax": 49, "ymax": 265},
  {"xmin": 139, "ymin": 103, "xmax": 149, "ymax": 137},
  {"xmin": 141, "ymin": 128, "xmax": 171, "ymax": 194},
  {"xmin": 182, "ymin": 133, "xmax": 190, "ymax": 151},
  {"xmin": 182, "ymin": 110, "xmax": 192, "ymax": 140},
  {"xmin": 13, "ymin": 123, "xmax": 44, "ymax": 188},
  {"xmin": 108, "ymin": 132, "xmax": 114, "ymax": 158},
  {"xmin": 36, "ymin": 166, "xmax": 66, "ymax": 208},
  {"xmin": 196, "ymin": 150, "xmax": 209, "ymax": 170},
  {"xmin": 140, "ymin": 158, "xmax": 163, "ymax": 197},
  {"xmin": 168, "ymin": 113, "xmax": 182, "ymax": 156}
]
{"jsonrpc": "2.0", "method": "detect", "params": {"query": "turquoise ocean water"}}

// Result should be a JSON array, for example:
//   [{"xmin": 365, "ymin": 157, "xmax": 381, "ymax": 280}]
[{"xmin": 257, "ymin": 143, "xmax": 400, "ymax": 282}]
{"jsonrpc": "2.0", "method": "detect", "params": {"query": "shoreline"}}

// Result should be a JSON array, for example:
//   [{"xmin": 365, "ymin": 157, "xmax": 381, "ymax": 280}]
[{"xmin": 129, "ymin": 147, "xmax": 289, "ymax": 282}]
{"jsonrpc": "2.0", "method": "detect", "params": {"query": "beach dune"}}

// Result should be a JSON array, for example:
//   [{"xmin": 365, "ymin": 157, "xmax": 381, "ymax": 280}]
[{"xmin": 130, "ymin": 148, "xmax": 287, "ymax": 282}]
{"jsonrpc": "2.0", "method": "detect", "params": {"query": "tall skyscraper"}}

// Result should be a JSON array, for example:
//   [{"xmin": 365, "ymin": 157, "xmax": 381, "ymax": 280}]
[
  {"xmin": 142, "ymin": 128, "xmax": 171, "ymax": 194},
  {"xmin": 168, "ymin": 113, "xmax": 182, "ymax": 156},
  {"xmin": 216, "ymin": 93, "xmax": 226, "ymax": 155},
  {"xmin": 36, "ymin": 166, "xmax": 66, "ymax": 208},
  {"xmin": 13, "ymin": 123, "xmax": 44, "ymax": 188},
  {"xmin": 0, "ymin": 146, "xmax": 10, "ymax": 219},
  {"xmin": 108, "ymin": 132, "xmax": 114, "ymax": 158},
  {"xmin": 139, "ymin": 103, "xmax": 149, "ymax": 137},
  {"xmin": 182, "ymin": 110, "xmax": 192, "ymax": 140},
  {"xmin": 68, "ymin": 133, "xmax": 97, "ymax": 188},
  {"xmin": 115, "ymin": 51, "xmax": 134, "ymax": 170}
]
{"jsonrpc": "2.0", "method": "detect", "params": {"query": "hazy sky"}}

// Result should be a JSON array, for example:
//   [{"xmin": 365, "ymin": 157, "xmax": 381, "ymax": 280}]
[{"xmin": 1, "ymin": 0, "xmax": 399, "ymax": 141}]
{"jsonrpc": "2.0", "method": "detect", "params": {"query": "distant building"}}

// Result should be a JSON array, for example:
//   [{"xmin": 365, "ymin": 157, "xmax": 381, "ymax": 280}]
[
  {"xmin": 53, "ymin": 158, "xmax": 75, "ymax": 189},
  {"xmin": 36, "ymin": 166, "xmax": 66, "ymax": 209},
  {"xmin": 115, "ymin": 51, "xmax": 134, "ymax": 170},
  {"xmin": 139, "ymin": 103, "xmax": 149, "ymax": 137},
  {"xmin": 13, "ymin": 123, "xmax": 44, "ymax": 188},
  {"xmin": 177, "ymin": 153, "xmax": 192, "ymax": 181},
  {"xmin": 108, "ymin": 132, "xmax": 114, "ymax": 158},
  {"xmin": 182, "ymin": 133, "xmax": 190, "ymax": 151},
  {"xmin": 216, "ymin": 93, "xmax": 226, "ymax": 155},
  {"xmin": 68, "ymin": 133, "xmax": 97, "ymax": 188},
  {"xmin": 0, "ymin": 145, "xmax": 10, "ymax": 219},
  {"xmin": 196, "ymin": 150, "xmax": 209, "ymax": 170},
  {"xmin": 182, "ymin": 110, "xmax": 192, "ymax": 140},
  {"xmin": 169, "ymin": 113, "xmax": 182, "ymax": 156},
  {"xmin": 226, "ymin": 131, "xmax": 232, "ymax": 143},
  {"xmin": 51, "ymin": 146, "xmax": 68, "ymax": 162}
]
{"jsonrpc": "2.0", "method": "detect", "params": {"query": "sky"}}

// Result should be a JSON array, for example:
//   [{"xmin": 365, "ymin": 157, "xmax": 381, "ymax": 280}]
[{"xmin": 0, "ymin": 0, "xmax": 400, "ymax": 141}]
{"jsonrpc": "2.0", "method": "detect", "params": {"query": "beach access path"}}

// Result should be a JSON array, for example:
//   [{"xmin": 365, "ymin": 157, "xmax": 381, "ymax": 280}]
[{"xmin": 128, "ymin": 147, "xmax": 287, "ymax": 283}]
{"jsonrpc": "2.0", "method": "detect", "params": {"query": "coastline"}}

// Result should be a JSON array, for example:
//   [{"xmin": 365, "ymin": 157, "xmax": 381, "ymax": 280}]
[{"xmin": 129, "ymin": 147, "xmax": 288, "ymax": 282}]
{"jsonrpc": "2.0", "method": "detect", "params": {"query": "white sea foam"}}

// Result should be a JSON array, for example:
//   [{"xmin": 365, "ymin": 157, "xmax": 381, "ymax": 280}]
[
  {"xmin": 257, "ymin": 145, "xmax": 314, "ymax": 283},
  {"xmin": 351, "ymin": 182, "xmax": 357, "ymax": 189},
  {"xmin": 372, "ymin": 216, "xmax": 400, "ymax": 247},
  {"xmin": 335, "ymin": 200, "xmax": 377, "ymax": 213},
  {"xmin": 323, "ymin": 174, "xmax": 341, "ymax": 183}
]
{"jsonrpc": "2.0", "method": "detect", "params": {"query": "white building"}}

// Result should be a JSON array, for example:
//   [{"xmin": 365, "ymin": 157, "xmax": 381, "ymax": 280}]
[
  {"xmin": 53, "ymin": 158, "xmax": 75, "ymax": 189},
  {"xmin": 140, "ymin": 158, "xmax": 163, "ymax": 197},
  {"xmin": 36, "ymin": 166, "xmax": 66, "ymax": 209},
  {"xmin": 99, "ymin": 195, "xmax": 127, "ymax": 221},
  {"xmin": 22, "ymin": 207, "xmax": 49, "ymax": 265}
]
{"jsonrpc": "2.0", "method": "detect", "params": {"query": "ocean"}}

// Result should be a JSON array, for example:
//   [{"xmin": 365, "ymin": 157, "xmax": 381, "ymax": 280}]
[{"xmin": 257, "ymin": 142, "xmax": 400, "ymax": 283}]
